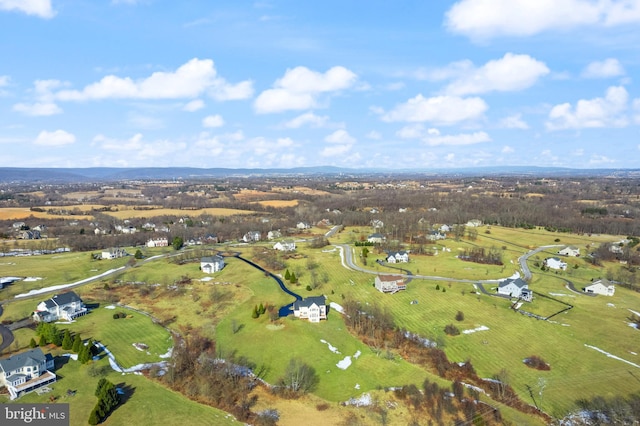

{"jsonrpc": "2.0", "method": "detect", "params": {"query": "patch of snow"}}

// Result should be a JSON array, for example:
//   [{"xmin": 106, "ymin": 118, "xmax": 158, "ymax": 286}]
[
  {"xmin": 354, "ymin": 383, "xmax": 360, "ymax": 389},
  {"xmin": 104, "ymin": 305, "xmax": 116, "ymax": 310},
  {"xmin": 607, "ymin": 303, "xmax": 616, "ymax": 308},
  {"xmin": 344, "ymin": 393, "xmax": 372, "ymax": 407},
  {"xmin": 628, "ymin": 309, "xmax": 640, "ymax": 316},
  {"xmin": 159, "ymin": 347, "xmax": 173, "ymax": 359},
  {"xmin": 320, "ymin": 339, "xmax": 341, "ymax": 354},
  {"xmin": 62, "ymin": 353, "xmax": 78, "ymax": 361},
  {"xmin": 549, "ymin": 293, "xmax": 575, "ymax": 297},
  {"xmin": 585, "ymin": 344, "xmax": 640, "ymax": 369},
  {"xmin": 508, "ymin": 271, "xmax": 520, "ymax": 279},
  {"xmin": 461, "ymin": 382, "xmax": 486, "ymax": 395},
  {"xmin": 199, "ymin": 276, "xmax": 214, "ymax": 282},
  {"xmin": 337, "ymin": 356, "xmax": 352, "ymax": 370},
  {"xmin": 23, "ymin": 277, "xmax": 42, "ymax": 282},
  {"xmin": 15, "ymin": 267, "xmax": 125, "ymax": 298},
  {"xmin": 354, "ymin": 350, "xmax": 361, "ymax": 359},
  {"xmin": 463, "ymin": 325, "xmax": 489, "ymax": 335},
  {"xmin": 55, "ymin": 321, "xmax": 74, "ymax": 324},
  {"xmin": 628, "ymin": 323, "xmax": 639, "ymax": 330},
  {"xmin": 329, "ymin": 302, "xmax": 344, "ymax": 314},
  {"xmin": 631, "ymin": 352, "xmax": 637, "ymax": 355}
]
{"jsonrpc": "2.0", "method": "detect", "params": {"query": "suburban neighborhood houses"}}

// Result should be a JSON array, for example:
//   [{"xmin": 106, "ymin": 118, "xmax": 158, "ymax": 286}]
[
  {"xmin": 293, "ymin": 296, "xmax": 327, "ymax": 322},
  {"xmin": 544, "ymin": 257, "xmax": 568, "ymax": 270},
  {"xmin": 558, "ymin": 246, "xmax": 580, "ymax": 257},
  {"xmin": 0, "ymin": 348, "xmax": 56, "ymax": 400},
  {"xmin": 32, "ymin": 291, "xmax": 88, "ymax": 323},
  {"xmin": 385, "ymin": 250, "xmax": 409, "ymax": 263},
  {"xmin": 497, "ymin": 278, "xmax": 533, "ymax": 302}
]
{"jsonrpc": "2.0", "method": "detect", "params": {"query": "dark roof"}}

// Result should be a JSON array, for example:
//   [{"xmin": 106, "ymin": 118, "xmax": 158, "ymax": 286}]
[
  {"xmin": 201, "ymin": 255, "xmax": 224, "ymax": 263},
  {"xmin": 499, "ymin": 278, "xmax": 528, "ymax": 289},
  {"xmin": 293, "ymin": 296, "xmax": 326, "ymax": 310},
  {"xmin": 42, "ymin": 291, "xmax": 82, "ymax": 309},
  {"xmin": 0, "ymin": 348, "xmax": 46, "ymax": 373}
]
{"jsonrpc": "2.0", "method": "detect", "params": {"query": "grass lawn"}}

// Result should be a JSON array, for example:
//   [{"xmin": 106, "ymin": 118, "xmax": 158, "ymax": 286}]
[{"xmin": 2, "ymin": 355, "xmax": 241, "ymax": 426}]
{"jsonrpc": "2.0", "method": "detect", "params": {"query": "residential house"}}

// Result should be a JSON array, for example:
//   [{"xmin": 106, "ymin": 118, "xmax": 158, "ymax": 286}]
[
  {"xmin": 242, "ymin": 231, "xmax": 261, "ymax": 243},
  {"xmin": 120, "ymin": 225, "xmax": 137, "ymax": 234},
  {"xmin": 293, "ymin": 296, "xmax": 327, "ymax": 322},
  {"xmin": 0, "ymin": 348, "xmax": 56, "ymax": 400},
  {"xmin": 427, "ymin": 230, "xmax": 446, "ymax": 241},
  {"xmin": 146, "ymin": 237, "xmax": 169, "ymax": 248},
  {"xmin": 466, "ymin": 219, "xmax": 483, "ymax": 227},
  {"xmin": 12, "ymin": 222, "xmax": 25, "ymax": 230},
  {"xmin": 200, "ymin": 255, "xmax": 225, "ymax": 274},
  {"xmin": 367, "ymin": 233, "xmax": 385, "ymax": 244},
  {"xmin": 33, "ymin": 291, "xmax": 87, "ymax": 323},
  {"xmin": 558, "ymin": 246, "xmax": 580, "ymax": 257},
  {"xmin": 439, "ymin": 224, "xmax": 452, "ymax": 233},
  {"xmin": 544, "ymin": 257, "xmax": 567, "ymax": 270},
  {"xmin": 584, "ymin": 279, "xmax": 615, "ymax": 296},
  {"xmin": 371, "ymin": 219, "xmax": 384, "ymax": 229},
  {"xmin": 296, "ymin": 222, "xmax": 311, "ymax": 230},
  {"xmin": 386, "ymin": 250, "xmax": 409, "ymax": 263},
  {"xmin": 267, "ymin": 230, "xmax": 282, "ymax": 240},
  {"xmin": 316, "ymin": 218, "xmax": 332, "ymax": 227},
  {"xmin": 375, "ymin": 275, "xmax": 406, "ymax": 293},
  {"xmin": 497, "ymin": 278, "xmax": 532, "ymax": 301},
  {"xmin": 101, "ymin": 247, "xmax": 127, "ymax": 260},
  {"xmin": 141, "ymin": 222, "xmax": 156, "ymax": 231},
  {"xmin": 273, "ymin": 239, "xmax": 296, "ymax": 251}
]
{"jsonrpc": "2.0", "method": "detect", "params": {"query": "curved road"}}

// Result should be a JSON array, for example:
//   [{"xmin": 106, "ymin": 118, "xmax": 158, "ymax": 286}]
[{"xmin": 0, "ymin": 304, "xmax": 15, "ymax": 353}]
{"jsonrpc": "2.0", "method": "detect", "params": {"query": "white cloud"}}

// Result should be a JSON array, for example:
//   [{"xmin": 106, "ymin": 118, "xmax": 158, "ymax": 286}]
[
  {"xmin": 396, "ymin": 124, "xmax": 425, "ymax": 139},
  {"xmin": 366, "ymin": 131, "xmax": 382, "ymax": 140},
  {"xmin": 202, "ymin": 114, "xmax": 225, "ymax": 128},
  {"xmin": 446, "ymin": 0, "xmax": 640, "ymax": 39},
  {"xmin": 502, "ymin": 145, "xmax": 515, "ymax": 153},
  {"xmin": 423, "ymin": 131, "xmax": 491, "ymax": 146},
  {"xmin": 94, "ymin": 133, "xmax": 143, "ymax": 151},
  {"xmin": 443, "ymin": 53, "xmax": 549, "ymax": 96},
  {"xmin": 0, "ymin": 75, "xmax": 9, "ymax": 86},
  {"xmin": 589, "ymin": 154, "xmax": 616, "ymax": 165},
  {"xmin": 546, "ymin": 86, "xmax": 629, "ymax": 130},
  {"xmin": 283, "ymin": 112, "xmax": 331, "ymax": 128},
  {"xmin": 254, "ymin": 66, "xmax": 357, "ymax": 114},
  {"xmin": 94, "ymin": 133, "xmax": 187, "ymax": 160},
  {"xmin": 34, "ymin": 130, "xmax": 76, "ymax": 146},
  {"xmin": 13, "ymin": 102, "xmax": 62, "ymax": 116},
  {"xmin": 382, "ymin": 94, "xmax": 488, "ymax": 125},
  {"xmin": 55, "ymin": 58, "xmax": 253, "ymax": 101},
  {"xmin": 321, "ymin": 129, "xmax": 356, "ymax": 157},
  {"xmin": 325, "ymin": 129, "xmax": 356, "ymax": 144},
  {"xmin": 128, "ymin": 113, "xmax": 164, "ymax": 129},
  {"xmin": 183, "ymin": 99, "xmax": 205, "ymax": 112},
  {"xmin": 581, "ymin": 58, "xmax": 625, "ymax": 78},
  {"xmin": 0, "ymin": 0, "xmax": 55, "ymax": 19},
  {"xmin": 499, "ymin": 113, "xmax": 529, "ymax": 129}
]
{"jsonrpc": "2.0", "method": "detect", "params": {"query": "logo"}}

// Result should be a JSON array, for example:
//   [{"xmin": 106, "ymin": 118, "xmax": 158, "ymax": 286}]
[{"xmin": 2, "ymin": 404, "xmax": 69, "ymax": 426}]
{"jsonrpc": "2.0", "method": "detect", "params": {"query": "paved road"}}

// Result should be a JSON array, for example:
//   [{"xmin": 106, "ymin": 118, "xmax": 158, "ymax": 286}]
[
  {"xmin": 0, "ymin": 304, "xmax": 15, "ymax": 353},
  {"xmin": 518, "ymin": 245, "xmax": 563, "ymax": 281}
]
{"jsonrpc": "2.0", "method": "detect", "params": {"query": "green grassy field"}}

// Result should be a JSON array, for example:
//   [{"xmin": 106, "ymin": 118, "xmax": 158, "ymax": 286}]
[{"xmin": 2, "ymin": 225, "xmax": 637, "ymax": 423}]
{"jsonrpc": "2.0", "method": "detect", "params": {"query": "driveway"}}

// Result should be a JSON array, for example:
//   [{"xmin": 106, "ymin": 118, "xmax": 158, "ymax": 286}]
[{"xmin": 0, "ymin": 304, "xmax": 15, "ymax": 353}]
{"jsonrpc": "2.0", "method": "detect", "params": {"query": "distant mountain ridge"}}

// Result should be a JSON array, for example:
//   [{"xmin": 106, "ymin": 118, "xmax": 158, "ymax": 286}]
[{"xmin": 0, "ymin": 166, "xmax": 638, "ymax": 183}]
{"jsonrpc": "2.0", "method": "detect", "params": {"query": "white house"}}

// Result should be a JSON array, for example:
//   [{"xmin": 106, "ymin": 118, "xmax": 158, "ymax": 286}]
[
  {"xmin": 33, "ymin": 291, "xmax": 87, "ymax": 323},
  {"xmin": 0, "ymin": 348, "xmax": 56, "ymax": 400},
  {"xmin": 466, "ymin": 219, "xmax": 482, "ymax": 227},
  {"xmin": 544, "ymin": 257, "xmax": 567, "ymax": 270},
  {"xmin": 267, "ymin": 230, "xmax": 282, "ymax": 240},
  {"xmin": 146, "ymin": 237, "xmax": 168, "ymax": 248},
  {"xmin": 101, "ymin": 247, "xmax": 127, "ymax": 259},
  {"xmin": 584, "ymin": 279, "xmax": 615, "ymax": 296},
  {"xmin": 558, "ymin": 246, "xmax": 580, "ymax": 257},
  {"xmin": 273, "ymin": 240, "xmax": 296, "ymax": 251},
  {"xmin": 293, "ymin": 296, "xmax": 327, "ymax": 322},
  {"xmin": 242, "ymin": 231, "xmax": 261, "ymax": 243},
  {"xmin": 200, "ymin": 255, "xmax": 225, "ymax": 274},
  {"xmin": 296, "ymin": 222, "xmax": 311, "ymax": 230},
  {"xmin": 386, "ymin": 250, "xmax": 409, "ymax": 263},
  {"xmin": 375, "ymin": 275, "xmax": 406, "ymax": 293},
  {"xmin": 367, "ymin": 233, "xmax": 385, "ymax": 244},
  {"xmin": 371, "ymin": 219, "xmax": 384, "ymax": 229},
  {"xmin": 497, "ymin": 278, "xmax": 532, "ymax": 301}
]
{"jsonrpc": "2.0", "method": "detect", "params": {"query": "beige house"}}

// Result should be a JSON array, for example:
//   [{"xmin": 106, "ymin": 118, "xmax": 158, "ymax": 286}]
[{"xmin": 375, "ymin": 275, "xmax": 406, "ymax": 293}]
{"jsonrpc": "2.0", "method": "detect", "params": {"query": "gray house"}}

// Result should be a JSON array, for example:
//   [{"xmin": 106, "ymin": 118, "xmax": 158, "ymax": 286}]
[
  {"xmin": 497, "ymin": 278, "xmax": 532, "ymax": 301},
  {"xmin": 0, "ymin": 348, "xmax": 56, "ymax": 400}
]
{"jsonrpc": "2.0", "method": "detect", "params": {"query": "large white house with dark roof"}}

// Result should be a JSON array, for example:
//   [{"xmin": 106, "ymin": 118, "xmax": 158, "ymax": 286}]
[
  {"xmin": 293, "ymin": 296, "xmax": 327, "ymax": 323},
  {"xmin": 200, "ymin": 255, "xmax": 225, "ymax": 274},
  {"xmin": 0, "ymin": 348, "xmax": 56, "ymax": 400},
  {"xmin": 32, "ymin": 291, "xmax": 87, "ymax": 323}
]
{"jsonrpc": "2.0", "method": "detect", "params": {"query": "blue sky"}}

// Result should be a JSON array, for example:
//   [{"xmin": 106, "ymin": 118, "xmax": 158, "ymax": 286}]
[{"xmin": 1, "ymin": 0, "xmax": 640, "ymax": 169}]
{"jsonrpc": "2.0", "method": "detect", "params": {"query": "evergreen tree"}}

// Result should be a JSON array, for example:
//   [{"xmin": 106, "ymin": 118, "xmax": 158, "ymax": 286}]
[
  {"xmin": 72, "ymin": 334, "xmax": 82, "ymax": 353},
  {"xmin": 290, "ymin": 272, "xmax": 297, "ymax": 283},
  {"xmin": 88, "ymin": 408, "xmax": 100, "ymax": 425},
  {"xmin": 62, "ymin": 329, "xmax": 72, "ymax": 350},
  {"xmin": 284, "ymin": 269, "xmax": 291, "ymax": 280},
  {"xmin": 252, "ymin": 305, "xmax": 259, "ymax": 319},
  {"xmin": 38, "ymin": 335, "xmax": 47, "ymax": 347},
  {"xmin": 258, "ymin": 303, "xmax": 265, "ymax": 315},
  {"xmin": 29, "ymin": 338, "xmax": 37, "ymax": 348}
]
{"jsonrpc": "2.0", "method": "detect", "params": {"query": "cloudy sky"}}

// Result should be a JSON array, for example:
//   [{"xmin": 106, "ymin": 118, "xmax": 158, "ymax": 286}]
[{"xmin": 1, "ymin": 0, "xmax": 640, "ymax": 169}]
